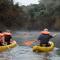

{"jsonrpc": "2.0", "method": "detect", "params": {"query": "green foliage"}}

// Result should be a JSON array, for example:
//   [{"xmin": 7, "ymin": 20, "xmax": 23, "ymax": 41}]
[
  {"xmin": 0, "ymin": 0, "xmax": 26, "ymax": 30},
  {"xmin": 0, "ymin": 0, "xmax": 60, "ymax": 30}
]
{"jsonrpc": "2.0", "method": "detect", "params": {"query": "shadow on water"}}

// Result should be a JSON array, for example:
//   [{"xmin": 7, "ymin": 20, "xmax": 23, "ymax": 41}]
[{"xmin": 0, "ymin": 31, "xmax": 60, "ymax": 60}]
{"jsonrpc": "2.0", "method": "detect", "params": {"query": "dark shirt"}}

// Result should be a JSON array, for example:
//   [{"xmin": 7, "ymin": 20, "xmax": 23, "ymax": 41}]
[{"xmin": 38, "ymin": 34, "xmax": 53, "ymax": 44}]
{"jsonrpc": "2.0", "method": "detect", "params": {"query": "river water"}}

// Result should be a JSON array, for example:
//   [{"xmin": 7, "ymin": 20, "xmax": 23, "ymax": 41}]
[{"xmin": 0, "ymin": 31, "xmax": 60, "ymax": 60}]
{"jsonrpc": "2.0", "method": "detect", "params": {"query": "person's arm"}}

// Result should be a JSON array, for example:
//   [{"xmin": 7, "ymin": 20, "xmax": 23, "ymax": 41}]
[
  {"xmin": 37, "ymin": 35, "xmax": 42, "ymax": 41},
  {"xmin": 49, "ymin": 34, "xmax": 56, "ymax": 38},
  {"xmin": 38, "ymin": 36, "xmax": 41, "ymax": 41},
  {"xmin": 52, "ymin": 34, "xmax": 57, "ymax": 37}
]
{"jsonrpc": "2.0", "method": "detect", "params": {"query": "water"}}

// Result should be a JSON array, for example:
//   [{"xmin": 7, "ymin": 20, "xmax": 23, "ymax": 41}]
[{"xmin": 0, "ymin": 31, "xmax": 60, "ymax": 60}]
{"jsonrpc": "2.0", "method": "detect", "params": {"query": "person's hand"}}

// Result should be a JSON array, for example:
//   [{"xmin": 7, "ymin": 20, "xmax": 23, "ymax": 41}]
[{"xmin": 53, "ymin": 34, "xmax": 57, "ymax": 37}]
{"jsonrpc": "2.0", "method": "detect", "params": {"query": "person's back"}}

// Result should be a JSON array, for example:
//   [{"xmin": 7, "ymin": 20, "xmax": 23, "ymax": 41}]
[{"xmin": 38, "ymin": 34, "xmax": 52, "ymax": 44}]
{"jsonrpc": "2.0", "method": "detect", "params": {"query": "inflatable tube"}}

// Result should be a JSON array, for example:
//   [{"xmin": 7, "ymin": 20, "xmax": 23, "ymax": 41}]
[
  {"xmin": 32, "ymin": 41, "xmax": 54, "ymax": 52},
  {"xmin": 0, "ymin": 40, "xmax": 17, "ymax": 52}
]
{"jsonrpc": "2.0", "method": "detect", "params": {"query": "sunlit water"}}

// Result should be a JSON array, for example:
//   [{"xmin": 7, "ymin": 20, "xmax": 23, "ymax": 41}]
[{"xmin": 0, "ymin": 31, "xmax": 60, "ymax": 60}]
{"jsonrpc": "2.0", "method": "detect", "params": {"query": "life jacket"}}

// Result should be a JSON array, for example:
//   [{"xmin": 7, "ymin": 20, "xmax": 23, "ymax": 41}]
[
  {"xmin": 3, "ymin": 32, "xmax": 12, "ymax": 36},
  {"xmin": 40, "ymin": 31, "xmax": 50, "ymax": 34}
]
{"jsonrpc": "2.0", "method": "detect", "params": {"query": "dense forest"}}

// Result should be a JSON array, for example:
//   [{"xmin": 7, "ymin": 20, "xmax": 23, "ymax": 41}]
[{"xmin": 0, "ymin": 0, "xmax": 60, "ymax": 31}]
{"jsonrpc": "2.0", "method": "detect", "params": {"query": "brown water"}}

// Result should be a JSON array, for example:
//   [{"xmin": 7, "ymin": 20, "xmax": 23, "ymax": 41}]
[{"xmin": 0, "ymin": 31, "xmax": 60, "ymax": 60}]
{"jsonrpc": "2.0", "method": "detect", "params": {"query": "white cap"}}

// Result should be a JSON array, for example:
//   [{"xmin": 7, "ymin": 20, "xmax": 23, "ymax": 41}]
[{"xmin": 44, "ymin": 28, "xmax": 48, "ymax": 31}]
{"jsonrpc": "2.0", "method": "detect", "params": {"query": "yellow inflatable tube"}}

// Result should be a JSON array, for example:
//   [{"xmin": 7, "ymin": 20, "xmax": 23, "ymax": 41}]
[
  {"xmin": 0, "ymin": 40, "xmax": 17, "ymax": 52},
  {"xmin": 32, "ymin": 41, "xmax": 54, "ymax": 52}
]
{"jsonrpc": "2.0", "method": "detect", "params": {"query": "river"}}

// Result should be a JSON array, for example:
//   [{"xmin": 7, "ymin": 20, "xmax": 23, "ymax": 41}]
[{"xmin": 0, "ymin": 31, "xmax": 60, "ymax": 60}]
